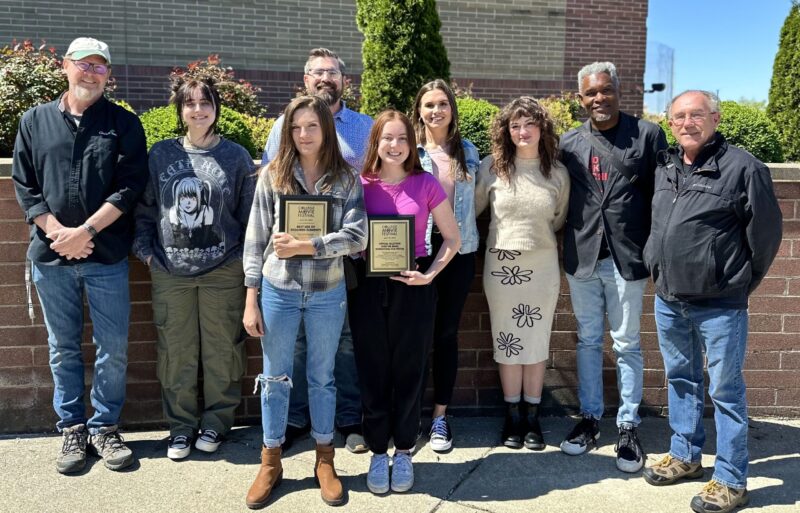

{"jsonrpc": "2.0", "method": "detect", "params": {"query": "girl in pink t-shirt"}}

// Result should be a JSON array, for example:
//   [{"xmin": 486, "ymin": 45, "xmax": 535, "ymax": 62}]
[{"xmin": 350, "ymin": 110, "xmax": 460, "ymax": 495}]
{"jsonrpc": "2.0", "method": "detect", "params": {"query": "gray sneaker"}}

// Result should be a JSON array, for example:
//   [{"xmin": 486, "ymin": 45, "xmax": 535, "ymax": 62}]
[
  {"xmin": 88, "ymin": 425, "xmax": 134, "ymax": 470},
  {"xmin": 57, "ymin": 424, "xmax": 87, "ymax": 474}
]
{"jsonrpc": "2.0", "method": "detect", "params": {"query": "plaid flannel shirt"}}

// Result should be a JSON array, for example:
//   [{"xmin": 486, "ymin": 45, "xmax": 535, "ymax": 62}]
[{"xmin": 243, "ymin": 163, "xmax": 367, "ymax": 291}]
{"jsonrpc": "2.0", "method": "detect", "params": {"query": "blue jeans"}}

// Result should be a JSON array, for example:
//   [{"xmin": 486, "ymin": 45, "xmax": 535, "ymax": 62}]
[
  {"xmin": 566, "ymin": 257, "xmax": 646, "ymax": 427},
  {"xmin": 287, "ymin": 312, "xmax": 361, "ymax": 429},
  {"xmin": 32, "ymin": 260, "xmax": 130, "ymax": 434},
  {"xmin": 257, "ymin": 279, "xmax": 346, "ymax": 448},
  {"xmin": 654, "ymin": 296, "xmax": 749, "ymax": 489}
]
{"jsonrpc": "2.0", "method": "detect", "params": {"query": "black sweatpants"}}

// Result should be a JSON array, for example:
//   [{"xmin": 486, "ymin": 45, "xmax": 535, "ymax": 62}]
[{"xmin": 349, "ymin": 258, "xmax": 436, "ymax": 454}]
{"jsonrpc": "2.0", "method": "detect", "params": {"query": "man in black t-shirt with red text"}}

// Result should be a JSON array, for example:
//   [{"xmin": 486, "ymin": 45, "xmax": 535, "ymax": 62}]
[{"xmin": 558, "ymin": 61, "xmax": 667, "ymax": 474}]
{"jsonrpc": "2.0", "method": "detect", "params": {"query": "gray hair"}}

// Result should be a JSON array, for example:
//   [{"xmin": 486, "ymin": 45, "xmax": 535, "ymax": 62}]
[
  {"xmin": 304, "ymin": 47, "xmax": 346, "ymax": 75},
  {"xmin": 577, "ymin": 62, "xmax": 620, "ymax": 92},
  {"xmin": 667, "ymin": 90, "xmax": 720, "ymax": 117}
]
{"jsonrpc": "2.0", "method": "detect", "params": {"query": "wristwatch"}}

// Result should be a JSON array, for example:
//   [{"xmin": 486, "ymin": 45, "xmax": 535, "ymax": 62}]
[{"xmin": 81, "ymin": 223, "xmax": 98, "ymax": 238}]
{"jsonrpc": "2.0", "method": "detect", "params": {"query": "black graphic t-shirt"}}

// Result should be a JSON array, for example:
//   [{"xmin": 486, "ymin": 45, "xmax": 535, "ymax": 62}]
[
  {"xmin": 133, "ymin": 138, "xmax": 256, "ymax": 276},
  {"xmin": 587, "ymin": 124, "xmax": 619, "ymax": 261}
]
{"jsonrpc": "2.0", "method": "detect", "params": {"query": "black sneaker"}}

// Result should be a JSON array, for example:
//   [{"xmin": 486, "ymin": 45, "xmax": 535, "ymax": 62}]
[
  {"xmin": 615, "ymin": 425, "xmax": 645, "ymax": 472},
  {"xmin": 88, "ymin": 425, "xmax": 134, "ymax": 470},
  {"xmin": 339, "ymin": 424, "xmax": 369, "ymax": 453},
  {"xmin": 429, "ymin": 415, "xmax": 453, "ymax": 452},
  {"xmin": 281, "ymin": 423, "xmax": 310, "ymax": 452},
  {"xmin": 167, "ymin": 434, "xmax": 192, "ymax": 460},
  {"xmin": 195, "ymin": 429, "xmax": 222, "ymax": 453},
  {"xmin": 559, "ymin": 415, "xmax": 600, "ymax": 455},
  {"xmin": 56, "ymin": 424, "xmax": 87, "ymax": 474}
]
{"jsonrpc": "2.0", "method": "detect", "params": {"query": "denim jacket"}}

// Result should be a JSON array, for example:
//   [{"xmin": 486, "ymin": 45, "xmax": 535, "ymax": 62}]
[{"xmin": 418, "ymin": 139, "xmax": 480, "ymax": 254}]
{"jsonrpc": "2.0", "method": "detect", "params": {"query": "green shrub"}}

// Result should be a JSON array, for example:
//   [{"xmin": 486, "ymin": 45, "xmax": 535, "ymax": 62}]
[
  {"xmin": 539, "ymin": 94, "xmax": 583, "ymax": 136},
  {"xmin": 660, "ymin": 100, "xmax": 783, "ymax": 163},
  {"xmin": 356, "ymin": 0, "xmax": 450, "ymax": 116},
  {"xmin": 0, "ymin": 40, "xmax": 66, "ymax": 156},
  {"xmin": 768, "ymin": 3, "xmax": 800, "ymax": 161},
  {"xmin": 171, "ymin": 55, "xmax": 265, "ymax": 117},
  {"xmin": 139, "ymin": 105, "xmax": 257, "ymax": 157},
  {"xmin": 242, "ymin": 115, "xmax": 275, "ymax": 160},
  {"xmin": 456, "ymin": 96, "xmax": 499, "ymax": 158},
  {"xmin": 112, "ymin": 99, "xmax": 136, "ymax": 114}
]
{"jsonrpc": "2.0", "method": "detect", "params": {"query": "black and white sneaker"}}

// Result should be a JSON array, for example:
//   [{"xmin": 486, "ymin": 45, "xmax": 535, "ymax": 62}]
[
  {"xmin": 559, "ymin": 415, "xmax": 600, "ymax": 455},
  {"xmin": 615, "ymin": 425, "xmax": 644, "ymax": 473},
  {"xmin": 167, "ymin": 435, "xmax": 192, "ymax": 460},
  {"xmin": 429, "ymin": 415, "xmax": 453, "ymax": 452},
  {"xmin": 195, "ymin": 429, "xmax": 222, "ymax": 453}
]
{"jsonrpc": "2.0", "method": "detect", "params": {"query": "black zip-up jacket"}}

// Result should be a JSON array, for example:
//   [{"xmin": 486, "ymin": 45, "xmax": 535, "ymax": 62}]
[
  {"xmin": 643, "ymin": 134, "xmax": 782, "ymax": 306},
  {"xmin": 560, "ymin": 112, "xmax": 668, "ymax": 280},
  {"xmin": 12, "ymin": 95, "xmax": 148, "ymax": 265}
]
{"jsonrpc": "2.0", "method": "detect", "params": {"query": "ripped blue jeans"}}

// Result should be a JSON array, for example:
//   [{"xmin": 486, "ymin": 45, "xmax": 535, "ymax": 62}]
[{"xmin": 256, "ymin": 279, "xmax": 346, "ymax": 448}]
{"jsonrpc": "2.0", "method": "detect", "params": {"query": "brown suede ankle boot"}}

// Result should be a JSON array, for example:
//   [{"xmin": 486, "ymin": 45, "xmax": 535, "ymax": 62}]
[
  {"xmin": 245, "ymin": 446, "xmax": 283, "ymax": 509},
  {"xmin": 314, "ymin": 444, "xmax": 344, "ymax": 506}
]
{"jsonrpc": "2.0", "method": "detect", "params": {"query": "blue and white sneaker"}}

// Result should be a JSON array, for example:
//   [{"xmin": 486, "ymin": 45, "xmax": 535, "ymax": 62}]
[
  {"xmin": 167, "ymin": 434, "xmax": 192, "ymax": 460},
  {"xmin": 195, "ymin": 429, "xmax": 222, "ymax": 453},
  {"xmin": 429, "ymin": 415, "xmax": 453, "ymax": 452},
  {"xmin": 391, "ymin": 452, "xmax": 414, "ymax": 492},
  {"xmin": 367, "ymin": 453, "xmax": 390, "ymax": 494}
]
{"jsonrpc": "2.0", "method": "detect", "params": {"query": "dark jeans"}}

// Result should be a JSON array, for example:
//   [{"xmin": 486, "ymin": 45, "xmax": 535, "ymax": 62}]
[
  {"xmin": 349, "ymin": 259, "xmax": 436, "ymax": 454},
  {"xmin": 428, "ymin": 233, "xmax": 476, "ymax": 406}
]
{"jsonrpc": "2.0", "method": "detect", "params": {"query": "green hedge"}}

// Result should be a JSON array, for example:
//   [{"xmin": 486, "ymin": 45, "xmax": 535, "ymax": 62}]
[
  {"xmin": 660, "ymin": 100, "xmax": 783, "ymax": 163},
  {"xmin": 139, "ymin": 105, "xmax": 258, "ymax": 158},
  {"xmin": 456, "ymin": 96, "xmax": 499, "ymax": 158}
]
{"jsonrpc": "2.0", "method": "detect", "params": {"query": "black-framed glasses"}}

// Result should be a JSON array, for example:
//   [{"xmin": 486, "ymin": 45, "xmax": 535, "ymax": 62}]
[{"xmin": 69, "ymin": 59, "xmax": 109, "ymax": 75}]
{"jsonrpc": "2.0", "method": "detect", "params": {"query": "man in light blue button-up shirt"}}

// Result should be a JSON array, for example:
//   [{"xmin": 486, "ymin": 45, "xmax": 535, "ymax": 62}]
[
  {"xmin": 262, "ymin": 49, "xmax": 373, "ymax": 170},
  {"xmin": 261, "ymin": 48, "xmax": 372, "ymax": 453}
]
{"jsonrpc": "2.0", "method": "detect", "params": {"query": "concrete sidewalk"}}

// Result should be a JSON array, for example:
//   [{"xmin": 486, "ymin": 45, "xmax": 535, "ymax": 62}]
[{"xmin": 1, "ymin": 417, "xmax": 798, "ymax": 513}]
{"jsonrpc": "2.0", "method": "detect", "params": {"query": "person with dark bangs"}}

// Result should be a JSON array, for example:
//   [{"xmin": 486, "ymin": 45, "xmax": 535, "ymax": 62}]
[{"xmin": 134, "ymin": 78, "xmax": 256, "ymax": 460}]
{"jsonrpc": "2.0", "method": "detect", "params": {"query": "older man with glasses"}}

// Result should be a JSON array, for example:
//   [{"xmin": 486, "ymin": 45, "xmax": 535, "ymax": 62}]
[
  {"xmin": 642, "ymin": 90, "xmax": 782, "ymax": 513},
  {"xmin": 12, "ymin": 37, "xmax": 147, "ymax": 473}
]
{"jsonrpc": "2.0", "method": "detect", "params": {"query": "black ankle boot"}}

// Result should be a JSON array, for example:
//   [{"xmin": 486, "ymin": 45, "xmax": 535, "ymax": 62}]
[
  {"xmin": 502, "ymin": 402, "xmax": 524, "ymax": 449},
  {"xmin": 524, "ymin": 403, "xmax": 545, "ymax": 450}
]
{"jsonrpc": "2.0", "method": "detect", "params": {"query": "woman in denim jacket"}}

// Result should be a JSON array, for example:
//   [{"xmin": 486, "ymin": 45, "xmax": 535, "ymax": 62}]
[{"xmin": 411, "ymin": 80, "xmax": 480, "ymax": 451}]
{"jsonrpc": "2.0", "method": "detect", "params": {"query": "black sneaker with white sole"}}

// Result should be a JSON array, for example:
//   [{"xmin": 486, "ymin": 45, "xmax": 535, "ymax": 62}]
[
  {"xmin": 615, "ymin": 425, "xmax": 645, "ymax": 473},
  {"xmin": 195, "ymin": 429, "xmax": 222, "ymax": 453},
  {"xmin": 167, "ymin": 434, "xmax": 192, "ymax": 460},
  {"xmin": 559, "ymin": 415, "xmax": 600, "ymax": 455}
]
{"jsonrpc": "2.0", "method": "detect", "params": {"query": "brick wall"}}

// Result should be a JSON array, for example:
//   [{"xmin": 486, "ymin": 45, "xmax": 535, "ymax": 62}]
[
  {"xmin": 1, "ymin": 0, "xmax": 648, "ymax": 118},
  {"xmin": 1, "ymin": 169, "xmax": 798, "ymax": 433}
]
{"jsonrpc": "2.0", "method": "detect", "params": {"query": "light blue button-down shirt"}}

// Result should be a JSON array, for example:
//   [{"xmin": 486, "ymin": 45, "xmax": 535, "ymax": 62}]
[{"xmin": 262, "ymin": 102, "xmax": 374, "ymax": 170}]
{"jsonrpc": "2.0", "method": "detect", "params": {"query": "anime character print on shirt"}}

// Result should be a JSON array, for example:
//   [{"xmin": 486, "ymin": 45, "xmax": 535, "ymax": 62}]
[{"xmin": 159, "ymin": 158, "xmax": 227, "ymax": 272}]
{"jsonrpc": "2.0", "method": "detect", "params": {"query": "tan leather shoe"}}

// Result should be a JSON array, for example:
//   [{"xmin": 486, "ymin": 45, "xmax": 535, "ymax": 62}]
[
  {"xmin": 314, "ymin": 444, "xmax": 344, "ymax": 506},
  {"xmin": 245, "ymin": 446, "xmax": 283, "ymax": 509}
]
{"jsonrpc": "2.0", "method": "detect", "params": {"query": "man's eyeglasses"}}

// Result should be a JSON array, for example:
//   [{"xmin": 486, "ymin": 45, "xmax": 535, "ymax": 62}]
[
  {"xmin": 69, "ymin": 59, "xmax": 109, "ymax": 75},
  {"xmin": 307, "ymin": 68, "xmax": 341, "ymax": 79},
  {"xmin": 670, "ymin": 111, "xmax": 716, "ymax": 126}
]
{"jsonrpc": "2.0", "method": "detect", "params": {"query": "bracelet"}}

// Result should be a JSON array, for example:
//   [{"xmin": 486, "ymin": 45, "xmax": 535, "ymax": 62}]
[{"xmin": 81, "ymin": 223, "xmax": 98, "ymax": 238}]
